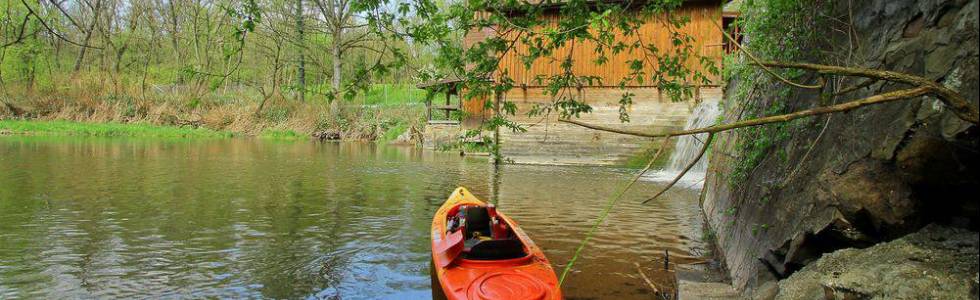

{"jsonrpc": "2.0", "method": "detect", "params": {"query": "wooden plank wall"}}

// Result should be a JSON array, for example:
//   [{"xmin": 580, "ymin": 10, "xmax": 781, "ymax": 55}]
[
  {"xmin": 461, "ymin": 3, "xmax": 724, "ymax": 119},
  {"xmin": 496, "ymin": 3, "xmax": 724, "ymax": 88},
  {"xmin": 451, "ymin": 3, "xmax": 726, "ymax": 165}
]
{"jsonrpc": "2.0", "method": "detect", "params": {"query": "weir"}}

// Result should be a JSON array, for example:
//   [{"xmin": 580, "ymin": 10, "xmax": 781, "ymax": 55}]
[{"xmin": 646, "ymin": 99, "xmax": 721, "ymax": 187}]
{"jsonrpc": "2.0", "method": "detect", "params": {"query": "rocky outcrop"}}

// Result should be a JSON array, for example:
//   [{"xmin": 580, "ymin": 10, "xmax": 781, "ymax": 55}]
[
  {"xmin": 774, "ymin": 224, "xmax": 979, "ymax": 300},
  {"xmin": 703, "ymin": 0, "xmax": 979, "ymax": 293}
]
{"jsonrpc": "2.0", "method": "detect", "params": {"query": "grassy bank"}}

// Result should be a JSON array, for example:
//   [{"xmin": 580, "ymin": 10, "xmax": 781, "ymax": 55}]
[
  {"xmin": 0, "ymin": 120, "xmax": 232, "ymax": 138},
  {"xmin": 0, "ymin": 78, "xmax": 424, "ymax": 141}
]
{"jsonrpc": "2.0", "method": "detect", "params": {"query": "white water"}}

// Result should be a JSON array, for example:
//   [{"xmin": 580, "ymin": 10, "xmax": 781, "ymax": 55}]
[{"xmin": 645, "ymin": 99, "xmax": 721, "ymax": 188}]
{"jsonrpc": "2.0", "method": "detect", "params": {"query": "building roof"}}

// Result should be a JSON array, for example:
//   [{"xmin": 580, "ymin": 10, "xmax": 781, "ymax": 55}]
[
  {"xmin": 416, "ymin": 77, "xmax": 465, "ymax": 89},
  {"xmin": 724, "ymin": 0, "xmax": 743, "ymax": 15}
]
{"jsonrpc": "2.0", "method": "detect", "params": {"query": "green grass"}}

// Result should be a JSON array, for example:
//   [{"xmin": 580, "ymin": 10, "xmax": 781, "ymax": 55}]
[
  {"xmin": 259, "ymin": 129, "xmax": 305, "ymax": 139},
  {"xmin": 357, "ymin": 84, "xmax": 427, "ymax": 106},
  {"xmin": 0, "ymin": 120, "xmax": 233, "ymax": 138},
  {"xmin": 376, "ymin": 123, "xmax": 408, "ymax": 144},
  {"xmin": 301, "ymin": 83, "xmax": 426, "ymax": 106}
]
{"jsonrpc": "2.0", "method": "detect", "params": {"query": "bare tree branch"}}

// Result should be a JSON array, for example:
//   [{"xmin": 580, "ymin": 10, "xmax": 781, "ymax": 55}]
[
  {"xmin": 642, "ymin": 133, "xmax": 714, "ymax": 204},
  {"xmin": 0, "ymin": 14, "xmax": 31, "ymax": 48},
  {"xmin": 19, "ymin": 0, "xmax": 103, "ymax": 49}
]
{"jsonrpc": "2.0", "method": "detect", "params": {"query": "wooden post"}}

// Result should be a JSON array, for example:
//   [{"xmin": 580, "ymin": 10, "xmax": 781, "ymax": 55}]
[
  {"xmin": 493, "ymin": 91, "xmax": 502, "ymax": 165},
  {"xmin": 426, "ymin": 90, "xmax": 432, "ymax": 123},
  {"xmin": 444, "ymin": 88, "xmax": 451, "ymax": 119}
]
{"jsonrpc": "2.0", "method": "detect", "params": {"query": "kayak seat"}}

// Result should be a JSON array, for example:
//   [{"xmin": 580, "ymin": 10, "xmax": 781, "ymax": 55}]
[
  {"xmin": 463, "ymin": 239, "xmax": 527, "ymax": 260},
  {"xmin": 463, "ymin": 206, "xmax": 492, "ymax": 238}
]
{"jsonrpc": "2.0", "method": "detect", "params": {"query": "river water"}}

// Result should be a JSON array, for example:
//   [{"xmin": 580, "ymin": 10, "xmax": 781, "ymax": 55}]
[{"xmin": 0, "ymin": 137, "xmax": 706, "ymax": 299}]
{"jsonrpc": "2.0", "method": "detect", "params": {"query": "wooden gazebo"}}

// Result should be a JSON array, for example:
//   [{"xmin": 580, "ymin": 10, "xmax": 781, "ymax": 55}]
[{"xmin": 417, "ymin": 78, "xmax": 465, "ymax": 125}]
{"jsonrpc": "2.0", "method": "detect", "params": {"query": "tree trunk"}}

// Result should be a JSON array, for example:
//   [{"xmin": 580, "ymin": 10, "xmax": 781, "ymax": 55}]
[
  {"xmin": 168, "ymin": 0, "xmax": 181, "ymax": 83},
  {"xmin": 295, "ymin": 0, "xmax": 305, "ymax": 102},
  {"xmin": 330, "ymin": 35, "xmax": 342, "ymax": 115},
  {"xmin": 73, "ymin": 0, "xmax": 104, "ymax": 73},
  {"xmin": 331, "ymin": 36, "xmax": 341, "ymax": 100}
]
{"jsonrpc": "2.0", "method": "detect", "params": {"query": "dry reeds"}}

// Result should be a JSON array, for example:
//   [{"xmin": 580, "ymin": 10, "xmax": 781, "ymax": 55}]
[{"xmin": 1, "ymin": 74, "xmax": 422, "ymax": 139}]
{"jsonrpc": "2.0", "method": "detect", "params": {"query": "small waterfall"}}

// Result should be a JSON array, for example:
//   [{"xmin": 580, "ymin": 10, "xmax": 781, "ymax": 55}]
[{"xmin": 645, "ymin": 99, "xmax": 721, "ymax": 188}]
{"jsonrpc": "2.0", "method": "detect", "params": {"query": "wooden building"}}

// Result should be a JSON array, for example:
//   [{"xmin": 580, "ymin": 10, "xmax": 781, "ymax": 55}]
[{"xmin": 424, "ymin": 0, "xmax": 727, "ymax": 165}]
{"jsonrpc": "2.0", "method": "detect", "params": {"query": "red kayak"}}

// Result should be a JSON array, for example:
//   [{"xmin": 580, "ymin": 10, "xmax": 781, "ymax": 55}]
[{"xmin": 431, "ymin": 187, "xmax": 562, "ymax": 300}]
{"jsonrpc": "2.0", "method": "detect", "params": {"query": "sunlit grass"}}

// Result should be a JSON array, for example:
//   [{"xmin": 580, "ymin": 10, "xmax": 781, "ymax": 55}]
[
  {"xmin": 357, "ymin": 84, "xmax": 427, "ymax": 106},
  {"xmin": 0, "ymin": 120, "xmax": 233, "ymax": 138},
  {"xmin": 259, "ymin": 129, "xmax": 305, "ymax": 139},
  {"xmin": 376, "ymin": 123, "xmax": 408, "ymax": 144}
]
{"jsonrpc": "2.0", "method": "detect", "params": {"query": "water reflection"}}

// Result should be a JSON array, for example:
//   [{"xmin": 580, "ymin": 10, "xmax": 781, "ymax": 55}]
[{"xmin": 0, "ymin": 137, "xmax": 704, "ymax": 299}]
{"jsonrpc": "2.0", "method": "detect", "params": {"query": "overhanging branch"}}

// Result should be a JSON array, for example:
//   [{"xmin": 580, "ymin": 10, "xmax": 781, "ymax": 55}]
[
  {"xmin": 560, "ymin": 86, "xmax": 933, "ymax": 138},
  {"xmin": 759, "ymin": 61, "xmax": 978, "ymax": 123}
]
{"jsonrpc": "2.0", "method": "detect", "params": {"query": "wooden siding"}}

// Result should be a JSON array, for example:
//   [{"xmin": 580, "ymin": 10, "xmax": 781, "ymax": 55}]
[
  {"xmin": 495, "ymin": 3, "xmax": 724, "ymax": 88},
  {"xmin": 460, "ymin": 3, "xmax": 724, "ymax": 120},
  {"xmin": 447, "ymin": 3, "xmax": 726, "ymax": 165}
]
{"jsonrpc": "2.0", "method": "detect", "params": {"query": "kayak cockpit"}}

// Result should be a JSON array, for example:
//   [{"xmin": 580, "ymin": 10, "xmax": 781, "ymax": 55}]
[
  {"xmin": 431, "ymin": 187, "xmax": 562, "ymax": 300},
  {"xmin": 445, "ymin": 204, "xmax": 527, "ymax": 261}
]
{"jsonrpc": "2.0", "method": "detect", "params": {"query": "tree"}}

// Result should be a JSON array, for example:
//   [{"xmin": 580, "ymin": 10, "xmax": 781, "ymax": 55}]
[
  {"xmin": 311, "ymin": 0, "xmax": 376, "ymax": 102},
  {"xmin": 294, "ymin": 0, "xmax": 305, "ymax": 101},
  {"xmin": 72, "ymin": 0, "xmax": 105, "ymax": 73}
]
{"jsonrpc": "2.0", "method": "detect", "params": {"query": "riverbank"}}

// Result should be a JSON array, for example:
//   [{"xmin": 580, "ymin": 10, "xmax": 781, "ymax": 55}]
[
  {"xmin": 1, "ymin": 79, "xmax": 424, "ymax": 142},
  {"xmin": 1, "ymin": 101, "xmax": 421, "ymax": 142},
  {"xmin": 0, "ymin": 118, "xmax": 417, "ymax": 142},
  {"xmin": 0, "ymin": 120, "xmax": 234, "ymax": 138}
]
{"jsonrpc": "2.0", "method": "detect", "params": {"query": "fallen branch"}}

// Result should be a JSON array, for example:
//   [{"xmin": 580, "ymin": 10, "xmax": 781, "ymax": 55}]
[
  {"xmin": 642, "ymin": 133, "xmax": 715, "ymax": 204},
  {"xmin": 560, "ymin": 86, "xmax": 932, "ymax": 139}
]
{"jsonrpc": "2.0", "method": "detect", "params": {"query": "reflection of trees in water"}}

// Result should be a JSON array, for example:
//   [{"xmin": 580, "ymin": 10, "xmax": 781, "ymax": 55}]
[{"xmin": 0, "ymin": 139, "xmax": 707, "ymax": 299}]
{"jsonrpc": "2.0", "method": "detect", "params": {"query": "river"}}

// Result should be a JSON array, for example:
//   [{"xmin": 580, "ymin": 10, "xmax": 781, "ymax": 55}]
[{"xmin": 0, "ymin": 137, "xmax": 707, "ymax": 299}]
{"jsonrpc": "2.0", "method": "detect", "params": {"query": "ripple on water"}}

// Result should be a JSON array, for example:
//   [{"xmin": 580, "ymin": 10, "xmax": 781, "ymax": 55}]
[{"xmin": 0, "ymin": 138, "xmax": 706, "ymax": 299}]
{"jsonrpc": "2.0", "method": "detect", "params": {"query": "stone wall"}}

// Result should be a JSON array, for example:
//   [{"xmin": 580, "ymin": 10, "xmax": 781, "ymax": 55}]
[
  {"xmin": 703, "ymin": 0, "xmax": 979, "ymax": 293},
  {"xmin": 499, "ymin": 87, "xmax": 722, "ymax": 165}
]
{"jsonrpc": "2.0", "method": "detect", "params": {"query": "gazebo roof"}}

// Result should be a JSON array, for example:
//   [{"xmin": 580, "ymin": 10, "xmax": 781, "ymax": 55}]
[{"xmin": 416, "ymin": 77, "xmax": 465, "ymax": 89}]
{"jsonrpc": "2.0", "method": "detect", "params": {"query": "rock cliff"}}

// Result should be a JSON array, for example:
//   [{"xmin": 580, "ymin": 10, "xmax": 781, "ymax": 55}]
[{"xmin": 703, "ymin": 0, "xmax": 979, "ymax": 293}]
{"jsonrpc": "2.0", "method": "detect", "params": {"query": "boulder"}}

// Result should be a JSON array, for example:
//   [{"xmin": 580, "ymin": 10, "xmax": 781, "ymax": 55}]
[{"xmin": 776, "ymin": 224, "xmax": 978, "ymax": 300}]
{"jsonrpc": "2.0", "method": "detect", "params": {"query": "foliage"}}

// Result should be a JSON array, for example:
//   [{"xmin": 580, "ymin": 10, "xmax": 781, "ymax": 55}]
[
  {"xmin": 376, "ymin": 121, "xmax": 408, "ymax": 143},
  {"xmin": 722, "ymin": 0, "xmax": 835, "ymax": 187},
  {"xmin": 0, "ymin": 0, "xmax": 439, "ymax": 107},
  {"xmin": 437, "ymin": 139, "xmax": 491, "ymax": 154}
]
